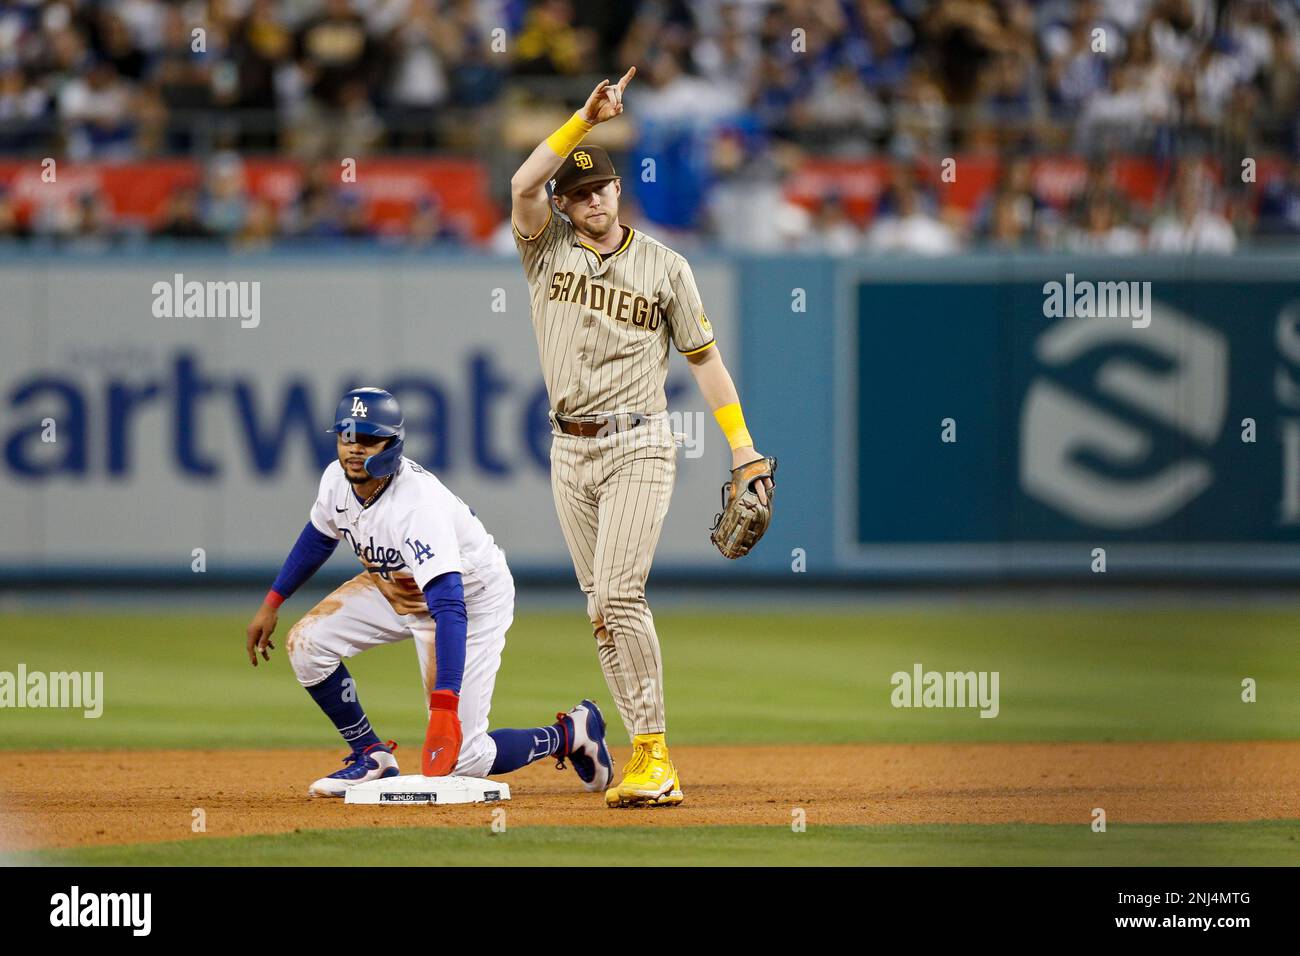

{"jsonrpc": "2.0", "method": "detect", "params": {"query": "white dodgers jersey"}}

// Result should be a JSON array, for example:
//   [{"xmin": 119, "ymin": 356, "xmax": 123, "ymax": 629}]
[{"xmin": 308, "ymin": 458, "xmax": 512, "ymax": 616}]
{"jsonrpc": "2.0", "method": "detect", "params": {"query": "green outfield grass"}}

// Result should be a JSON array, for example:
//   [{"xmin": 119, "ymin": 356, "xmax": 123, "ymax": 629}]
[
  {"xmin": 8, "ymin": 821, "xmax": 1299, "ymax": 867},
  {"xmin": 0, "ymin": 607, "xmax": 1297, "ymax": 749}
]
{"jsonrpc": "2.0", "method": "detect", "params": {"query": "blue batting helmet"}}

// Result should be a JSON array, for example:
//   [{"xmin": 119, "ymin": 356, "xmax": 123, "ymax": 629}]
[{"xmin": 330, "ymin": 387, "xmax": 405, "ymax": 478}]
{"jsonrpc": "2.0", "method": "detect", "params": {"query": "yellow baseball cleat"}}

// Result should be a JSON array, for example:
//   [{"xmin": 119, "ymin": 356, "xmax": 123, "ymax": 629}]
[{"xmin": 604, "ymin": 733, "xmax": 684, "ymax": 807}]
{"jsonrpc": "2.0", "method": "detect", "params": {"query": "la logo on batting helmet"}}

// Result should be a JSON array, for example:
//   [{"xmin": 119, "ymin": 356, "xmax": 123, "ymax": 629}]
[
  {"xmin": 574, "ymin": 150, "xmax": 594, "ymax": 170},
  {"xmin": 330, "ymin": 387, "xmax": 406, "ymax": 478}
]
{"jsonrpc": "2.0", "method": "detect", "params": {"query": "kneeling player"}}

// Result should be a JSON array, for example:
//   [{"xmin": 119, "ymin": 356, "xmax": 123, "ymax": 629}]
[{"xmin": 244, "ymin": 387, "xmax": 614, "ymax": 798}]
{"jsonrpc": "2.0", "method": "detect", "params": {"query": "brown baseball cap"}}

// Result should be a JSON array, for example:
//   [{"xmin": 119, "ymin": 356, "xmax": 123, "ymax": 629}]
[{"xmin": 551, "ymin": 145, "xmax": 619, "ymax": 197}]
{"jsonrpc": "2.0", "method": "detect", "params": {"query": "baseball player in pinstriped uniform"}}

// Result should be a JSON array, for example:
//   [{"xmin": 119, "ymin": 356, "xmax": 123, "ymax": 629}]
[{"xmin": 510, "ymin": 68, "xmax": 773, "ymax": 807}]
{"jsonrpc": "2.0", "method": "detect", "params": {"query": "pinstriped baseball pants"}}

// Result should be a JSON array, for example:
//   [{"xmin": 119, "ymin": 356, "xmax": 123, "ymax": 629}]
[{"xmin": 549, "ymin": 416, "xmax": 676, "ymax": 739}]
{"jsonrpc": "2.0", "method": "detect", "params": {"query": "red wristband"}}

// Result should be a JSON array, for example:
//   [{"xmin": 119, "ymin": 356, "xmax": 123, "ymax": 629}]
[
  {"xmin": 265, "ymin": 589, "xmax": 286, "ymax": 609},
  {"xmin": 429, "ymin": 689, "xmax": 460, "ymax": 712}
]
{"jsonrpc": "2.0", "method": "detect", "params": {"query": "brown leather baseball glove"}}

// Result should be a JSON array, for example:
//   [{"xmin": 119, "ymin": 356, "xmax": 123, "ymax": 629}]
[{"xmin": 710, "ymin": 457, "xmax": 777, "ymax": 559}]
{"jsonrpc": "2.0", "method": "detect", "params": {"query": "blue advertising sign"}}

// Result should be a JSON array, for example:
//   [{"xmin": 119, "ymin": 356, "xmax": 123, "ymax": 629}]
[{"xmin": 842, "ymin": 257, "xmax": 1300, "ymax": 576}]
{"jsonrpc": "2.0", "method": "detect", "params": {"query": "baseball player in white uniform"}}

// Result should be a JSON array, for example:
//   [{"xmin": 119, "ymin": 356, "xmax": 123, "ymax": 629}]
[
  {"xmin": 244, "ymin": 387, "xmax": 614, "ymax": 798},
  {"xmin": 510, "ymin": 68, "xmax": 773, "ymax": 806}
]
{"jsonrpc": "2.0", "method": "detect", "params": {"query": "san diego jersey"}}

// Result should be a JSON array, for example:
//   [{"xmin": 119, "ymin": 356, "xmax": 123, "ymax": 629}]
[{"xmin": 308, "ymin": 457, "xmax": 511, "ymax": 616}]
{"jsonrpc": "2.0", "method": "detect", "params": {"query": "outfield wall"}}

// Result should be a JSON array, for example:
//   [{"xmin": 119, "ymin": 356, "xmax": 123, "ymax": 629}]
[
  {"xmin": 738, "ymin": 252, "xmax": 1300, "ymax": 579},
  {"xmin": 3, "ymin": 250, "xmax": 1299, "ymax": 584},
  {"xmin": 0, "ymin": 252, "xmax": 735, "ymax": 584}
]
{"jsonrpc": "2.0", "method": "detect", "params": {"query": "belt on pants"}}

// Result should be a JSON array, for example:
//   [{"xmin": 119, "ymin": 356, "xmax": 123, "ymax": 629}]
[{"xmin": 553, "ymin": 413, "xmax": 650, "ymax": 438}]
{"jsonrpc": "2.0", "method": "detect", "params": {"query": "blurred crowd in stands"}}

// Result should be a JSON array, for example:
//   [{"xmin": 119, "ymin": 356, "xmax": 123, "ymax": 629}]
[{"xmin": 0, "ymin": 0, "xmax": 1297, "ymax": 252}]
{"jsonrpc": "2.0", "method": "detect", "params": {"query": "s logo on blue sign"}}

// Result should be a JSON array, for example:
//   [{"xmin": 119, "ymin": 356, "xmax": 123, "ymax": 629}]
[{"xmin": 1020, "ymin": 303, "xmax": 1227, "ymax": 529}]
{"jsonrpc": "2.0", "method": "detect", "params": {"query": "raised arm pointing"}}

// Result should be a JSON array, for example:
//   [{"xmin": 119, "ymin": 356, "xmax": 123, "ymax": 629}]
[{"xmin": 510, "ymin": 67, "xmax": 635, "ymax": 238}]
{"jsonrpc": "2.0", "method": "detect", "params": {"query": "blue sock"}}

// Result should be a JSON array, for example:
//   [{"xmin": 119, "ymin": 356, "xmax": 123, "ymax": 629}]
[
  {"xmin": 306, "ymin": 663, "xmax": 383, "ymax": 752},
  {"xmin": 488, "ymin": 718, "xmax": 568, "ymax": 775}
]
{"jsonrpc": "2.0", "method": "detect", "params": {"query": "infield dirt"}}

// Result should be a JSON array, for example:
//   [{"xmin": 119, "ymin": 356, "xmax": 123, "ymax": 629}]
[{"xmin": 3, "ymin": 741, "xmax": 1298, "ymax": 851}]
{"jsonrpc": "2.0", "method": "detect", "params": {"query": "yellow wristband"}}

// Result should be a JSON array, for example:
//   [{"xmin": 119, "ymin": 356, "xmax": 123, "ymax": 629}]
[
  {"xmin": 713, "ymin": 402, "xmax": 753, "ymax": 451},
  {"xmin": 546, "ymin": 112, "xmax": 594, "ymax": 158}
]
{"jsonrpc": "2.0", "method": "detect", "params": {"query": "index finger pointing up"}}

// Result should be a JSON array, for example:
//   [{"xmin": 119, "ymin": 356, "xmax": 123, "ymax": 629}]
[{"xmin": 616, "ymin": 66, "xmax": 636, "ymax": 92}]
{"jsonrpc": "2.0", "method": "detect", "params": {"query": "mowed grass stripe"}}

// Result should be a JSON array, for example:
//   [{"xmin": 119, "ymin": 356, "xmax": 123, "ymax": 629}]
[
  {"xmin": 0, "ymin": 608, "xmax": 1297, "ymax": 749},
  {"xmin": 8, "ymin": 821, "xmax": 1300, "ymax": 867}
]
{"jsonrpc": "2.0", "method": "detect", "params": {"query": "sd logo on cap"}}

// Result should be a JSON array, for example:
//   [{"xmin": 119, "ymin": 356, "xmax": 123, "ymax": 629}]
[{"xmin": 551, "ymin": 145, "xmax": 619, "ymax": 197}]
